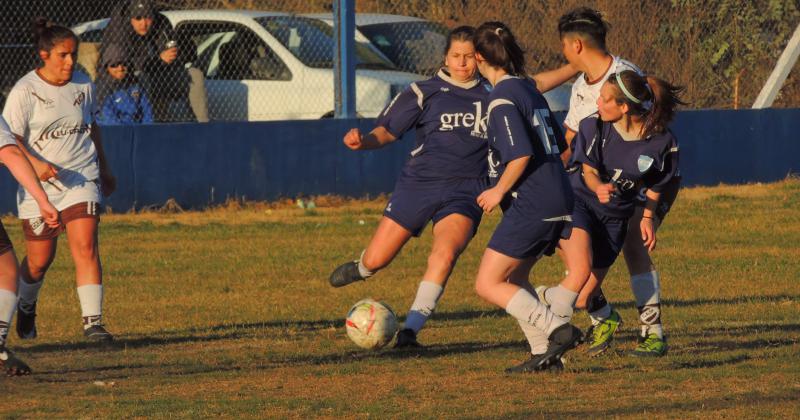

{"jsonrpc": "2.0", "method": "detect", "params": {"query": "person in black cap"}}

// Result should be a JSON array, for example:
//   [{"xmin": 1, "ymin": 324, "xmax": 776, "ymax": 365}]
[
  {"xmin": 99, "ymin": 0, "xmax": 206, "ymax": 122},
  {"xmin": 95, "ymin": 43, "xmax": 154, "ymax": 125}
]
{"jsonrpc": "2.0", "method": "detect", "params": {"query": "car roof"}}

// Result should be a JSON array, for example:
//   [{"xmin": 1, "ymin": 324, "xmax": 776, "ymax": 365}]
[
  {"xmin": 303, "ymin": 13, "xmax": 428, "ymax": 26},
  {"xmin": 72, "ymin": 10, "xmax": 322, "ymax": 33}
]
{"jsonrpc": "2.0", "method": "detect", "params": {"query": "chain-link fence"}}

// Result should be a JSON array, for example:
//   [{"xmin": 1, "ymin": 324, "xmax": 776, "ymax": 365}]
[{"xmin": 1, "ymin": 0, "xmax": 798, "ymax": 124}]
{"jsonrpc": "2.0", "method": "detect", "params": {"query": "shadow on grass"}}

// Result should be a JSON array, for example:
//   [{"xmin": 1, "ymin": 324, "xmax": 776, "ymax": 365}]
[
  {"xmin": 612, "ymin": 294, "xmax": 799, "ymax": 310},
  {"xmin": 535, "ymin": 387, "xmax": 797, "ymax": 417}
]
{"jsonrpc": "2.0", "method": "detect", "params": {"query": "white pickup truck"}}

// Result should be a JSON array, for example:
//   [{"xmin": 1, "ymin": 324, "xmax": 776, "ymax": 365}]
[{"xmin": 73, "ymin": 10, "xmax": 424, "ymax": 121}]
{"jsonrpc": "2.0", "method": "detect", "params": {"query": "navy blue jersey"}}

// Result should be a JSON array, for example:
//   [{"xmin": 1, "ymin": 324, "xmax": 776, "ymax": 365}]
[
  {"xmin": 571, "ymin": 115, "xmax": 680, "ymax": 218},
  {"xmin": 486, "ymin": 76, "xmax": 573, "ymax": 220},
  {"xmin": 376, "ymin": 69, "xmax": 491, "ymax": 182}
]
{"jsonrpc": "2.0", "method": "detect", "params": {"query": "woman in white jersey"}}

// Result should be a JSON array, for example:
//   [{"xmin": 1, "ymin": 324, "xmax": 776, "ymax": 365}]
[
  {"xmin": 2, "ymin": 19, "xmax": 116, "ymax": 342},
  {"xmin": 0, "ymin": 116, "xmax": 60, "ymax": 375}
]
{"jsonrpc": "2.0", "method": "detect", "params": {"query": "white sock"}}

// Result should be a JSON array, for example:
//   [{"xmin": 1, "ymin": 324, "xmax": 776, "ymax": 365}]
[
  {"xmin": 357, "ymin": 250, "xmax": 375, "ymax": 278},
  {"xmin": 546, "ymin": 285, "xmax": 579, "ymax": 322},
  {"xmin": 0, "ymin": 289, "xmax": 17, "ymax": 346},
  {"xmin": 630, "ymin": 271, "xmax": 660, "ymax": 307},
  {"xmin": 77, "ymin": 284, "xmax": 103, "ymax": 328},
  {"xmin": 17, "ymin": 276, "xmax": 43, "ymax": 314},
  {"xmin": 505, "ymin": 289, "xmax": 565, "ymax": 336},
  {"xmin": 643, "ymin": 323, "xmax": 664, "ymax": 339},
  {"xmin": 517, "ymin": 318, "xmax": 548, "ymax": 355},
  {"xmin": 631, "ymin": 271, "xmax": 664, "ymax": 338},
  {"xmin": 404, "ymin": 281, "xmax": 444, "ymax": 333},
  {"xmin": 589, "ymin": 303, "xmax": 612, "ymax": 325}
]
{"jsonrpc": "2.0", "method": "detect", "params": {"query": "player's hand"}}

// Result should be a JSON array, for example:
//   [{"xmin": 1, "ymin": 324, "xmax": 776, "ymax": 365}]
[
  {"xmin": 36, "ymin": 199, "xmax": 60, "ymax": 228},
  {"xmin": 100, "ymin": 168, "xmax": 116, "ymax": 197},
  {"xmin": 160, "ymin": 47, "xmax": 178, "ymax": 64},
  {"xmin": 641, "ymin": 216, "xmax": 656, "ymax": 251},
  {"xmin": 595, "ymin": 183, "xmax": 615, "ymax": 204},
  {"xmin": 343, "ymin": 128, "xmax": 363, "ymax": 150},
  {"xmin": 32, "ymin": 159, "xmax": 58, "ymax": 182},
  {"xmin": 477, "ymin": 187, "xmax": 504, "ymax": 214}
]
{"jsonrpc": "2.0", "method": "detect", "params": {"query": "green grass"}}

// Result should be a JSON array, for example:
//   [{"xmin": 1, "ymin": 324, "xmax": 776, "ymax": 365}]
[{"xmin": 1, "ymin": 180, "xmax": 799, "ymax": 418}]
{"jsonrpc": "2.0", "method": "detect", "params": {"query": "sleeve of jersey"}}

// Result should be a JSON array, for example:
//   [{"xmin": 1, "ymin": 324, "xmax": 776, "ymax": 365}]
[
  {"xmin": 571, "ymin": 118, "xmax": 601, "ymax": 170},
  {"xmin": 649, "ymin": 137, "xmax": 680, "ymax": 193},
  {"xmin": 374, "ymin": 84, "xmax": 425, "ymax": 138},
  {"xmin": 489, "ymin": 101, "xmax": 533, "ymax": 164},
  {"xmin": 86, "ymin": 82, "xmax": 97, "ymax": 124},
  {"xmin": 0, "ymin": 117, "xmax": 18, "ymax": 148},
  {"xmin": 562, "ymin": 84, "xmax": 582, "ymax": 132},
  {"xmin": 1, "ymin": 86, "xmax": 31, "ymax": 138}
]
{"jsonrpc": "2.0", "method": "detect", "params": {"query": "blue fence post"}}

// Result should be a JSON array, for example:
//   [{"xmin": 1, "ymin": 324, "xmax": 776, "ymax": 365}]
[{"xmin": 333, "ymin": 0, "xmax": 356, "ymax": 118}]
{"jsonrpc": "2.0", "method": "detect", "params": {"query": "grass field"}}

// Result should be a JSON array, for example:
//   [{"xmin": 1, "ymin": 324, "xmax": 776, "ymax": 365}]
[{"xmin": 1, "ymin": 179, "xmax": 799, "ymax": 418}]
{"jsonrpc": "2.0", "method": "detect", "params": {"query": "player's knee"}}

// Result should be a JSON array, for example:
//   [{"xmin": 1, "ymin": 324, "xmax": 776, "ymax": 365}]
[
  {"xmin": 71, "ymin": 241, "xmax": 99, "ymax": 263},
  {"xmin": 474, "ymin": 277, "xmax": 491, "ymax": 300},
  {"xmin": 427, "ymin": 247, "xmax": 459, "ymax": 271},
  {"xmin": 23, "ymin": 255, "xmax": 53, "ymax": 279},
  {"xmin": 361, "ymin": 252, "xmax": 388, "ymax": 272}
]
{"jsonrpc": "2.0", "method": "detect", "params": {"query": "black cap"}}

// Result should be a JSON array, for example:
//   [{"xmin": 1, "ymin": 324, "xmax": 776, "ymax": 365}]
[
  {"xmin": 128, "ymin": 0, "xmax": 155, "ymax": 19},
  {"xmin": 101, "ymin": 44, "xmax": 127, "ymax": 67}
]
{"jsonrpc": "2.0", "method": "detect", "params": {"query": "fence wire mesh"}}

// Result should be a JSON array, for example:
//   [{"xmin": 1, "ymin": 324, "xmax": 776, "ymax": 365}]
[{"xmin": 0, "ymin": 0, "xmax": 798, "ymax": 124}]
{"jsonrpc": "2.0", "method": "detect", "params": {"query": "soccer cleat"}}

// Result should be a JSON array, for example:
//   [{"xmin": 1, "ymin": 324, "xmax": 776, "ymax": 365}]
[
  {"xmin": 394, "ymin": 328, "xmax": 421, "ymax": 348},
  {"xmin": 631, "ymin": 333, "xmax": 668, "ymax": 357},
  {"xmin": 508, "ymin": 323, "xmax": 583, "ymax": 373},
  {"xmin": 586, "ymin": 309, "xmax": 623, "ymax": 357},
  {"xmin": 0, "ymin": 345, "xmax": 32, "ymax": 376},
  {"xmin": 534, "ymin": 285, "xmax": 550, "ymax": 306},
  {"xmin": 329, "ymin": 261, "xmax": 365, "ymax": 288},
  {"xmin": 505, "ymin": 353, "xmax": 565, "ymax": 374},
  {"xmin": 16, "ymin": 303, "xmax": 37, "ymax": 339},
  {"xmin": 83, "ymin": 324, "xmax": 114, "ymax": 342}
]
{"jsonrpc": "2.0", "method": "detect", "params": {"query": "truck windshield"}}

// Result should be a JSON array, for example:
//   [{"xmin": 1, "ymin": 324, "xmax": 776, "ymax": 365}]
[{"xmin": 357, "ymin": 21, "xmax": 448, "ymax": 76}]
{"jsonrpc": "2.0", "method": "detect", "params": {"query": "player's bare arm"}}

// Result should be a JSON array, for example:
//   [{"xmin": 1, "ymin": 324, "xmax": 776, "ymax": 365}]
[
  {"xmin": 343, "ymin": 126, "xmax": 396, "ymax": 151},
  {"xmin": 530, "ymin": 63, "xmax": 578, "ymax": 93},
  {"xmin": 12, "ymin": 133, "xmax": 57, "ymax": 181}
]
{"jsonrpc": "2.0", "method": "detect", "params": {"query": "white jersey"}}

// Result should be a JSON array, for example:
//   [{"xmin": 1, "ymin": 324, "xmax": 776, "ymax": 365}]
[
  {"xmin": 2, "ymin": 70, "xmax": 101, "ymax": 218},
  {"xmin": 563, "ymin": 56, "xmax": 642, "ymax": 132}
]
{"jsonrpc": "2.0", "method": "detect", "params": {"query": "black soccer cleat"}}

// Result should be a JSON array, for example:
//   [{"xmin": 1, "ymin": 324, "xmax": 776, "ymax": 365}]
[
  {"xmin": 0, "ymin": 345, "xmax": 32, "ymax": 376},
  {"xmin": 84, "ymin": 324, "xmax": 114, "ymax": 342},
  {"xmin": 329, "ymin": 261, "xmax": 365, "ymax": 288},
  {"xmin": 505, "ymin": 353, "xmax": 565, "ymax": 374},
  {"xmin": 534, "ymin": 323, "xmax": 583, "ymax": 367},
  {"xmin": 394, "ymin": 328, "xmax": 422, "ymax": 348},
  {"xmin": 16, "ymin": 303, "xmax": 37, "ymax": 339}
]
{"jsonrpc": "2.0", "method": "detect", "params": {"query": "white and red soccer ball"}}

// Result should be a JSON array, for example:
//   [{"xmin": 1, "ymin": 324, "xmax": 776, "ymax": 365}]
[{"xmin": 345, "ymin": 298, "xmax": 398, "ymax": 350}]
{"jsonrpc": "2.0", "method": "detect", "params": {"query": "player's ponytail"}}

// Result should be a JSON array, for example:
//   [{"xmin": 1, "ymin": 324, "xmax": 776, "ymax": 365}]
[
  {"xmin": 474, "ymin": 22, "xmax": 526, "ymax": 76},
  {"xmin": 643, "ymin": 76, "xmax": 687, "ymax": 138},
  {"xmin": 32, "ymin": 17, "xmax": 78, "ymax": 56},
  {"xmin": 607, "ymin": 70, "xmax": 687, "ymax": 138}
]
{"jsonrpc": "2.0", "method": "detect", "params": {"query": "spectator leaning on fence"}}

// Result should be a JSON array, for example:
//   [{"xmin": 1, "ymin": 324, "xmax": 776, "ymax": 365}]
[
  {"xmin": 100, "ymin": 0, "xmax": 208, "ymax": 122},
  {"xmin": 95, "ymin": 43, "xmax": 154, "ymax": 125}
]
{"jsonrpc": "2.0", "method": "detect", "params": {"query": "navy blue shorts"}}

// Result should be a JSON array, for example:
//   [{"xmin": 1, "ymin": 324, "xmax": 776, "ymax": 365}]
[
  {"xmin": 383, "ymin": 177, "xmax": 486, "ymax": 237},
  {"xmin": 487, "ymin": 197, "xmax": 572, "ymax": 260},
  {"xmin": 571, "ymin": 197, "xmax": 628, "ymax": 269}
]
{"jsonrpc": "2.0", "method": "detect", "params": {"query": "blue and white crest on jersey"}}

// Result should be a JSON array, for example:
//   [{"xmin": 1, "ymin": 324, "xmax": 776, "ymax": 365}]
[{"xmin": 637, "ymin": 155, "xmax": 655, "ymax": 172}]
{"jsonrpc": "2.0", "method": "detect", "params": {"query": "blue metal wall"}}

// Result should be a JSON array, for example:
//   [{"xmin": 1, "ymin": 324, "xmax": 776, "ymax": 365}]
[{"xmin": 0, "ymin": 108, "xmax": 796, "ymax": 213}]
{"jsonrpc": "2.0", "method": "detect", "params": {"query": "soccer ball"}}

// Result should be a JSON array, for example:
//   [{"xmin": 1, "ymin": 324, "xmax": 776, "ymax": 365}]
[{"xmin": 345, "ymin": 298, "xmax": 398, "ymax": 350}]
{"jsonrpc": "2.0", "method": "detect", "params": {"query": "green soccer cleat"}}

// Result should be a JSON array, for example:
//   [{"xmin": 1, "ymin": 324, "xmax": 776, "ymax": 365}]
[
  {"xmin": 586, "ymin": 309, "xmax": 622, "ymax": 357},
  {"xmin": 631, "ymin": 333, "xmax": 668, "ymax": 357}
]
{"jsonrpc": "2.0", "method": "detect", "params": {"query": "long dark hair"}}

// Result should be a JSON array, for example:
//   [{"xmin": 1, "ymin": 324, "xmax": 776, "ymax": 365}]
[
  {"xmin": 473, "ymin": 22, "xmax": 526, "ymax": 76},
  {"xmin": 32, "ymin": 17, "xmax": 78, "ymax": 56},
  {"xmin": 607, "ymin": 70, "xmax": 688, "ymax": 138},
  {"xmin": 557, "ymin": 7, "xmax": 609, "ymax": 51}
]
